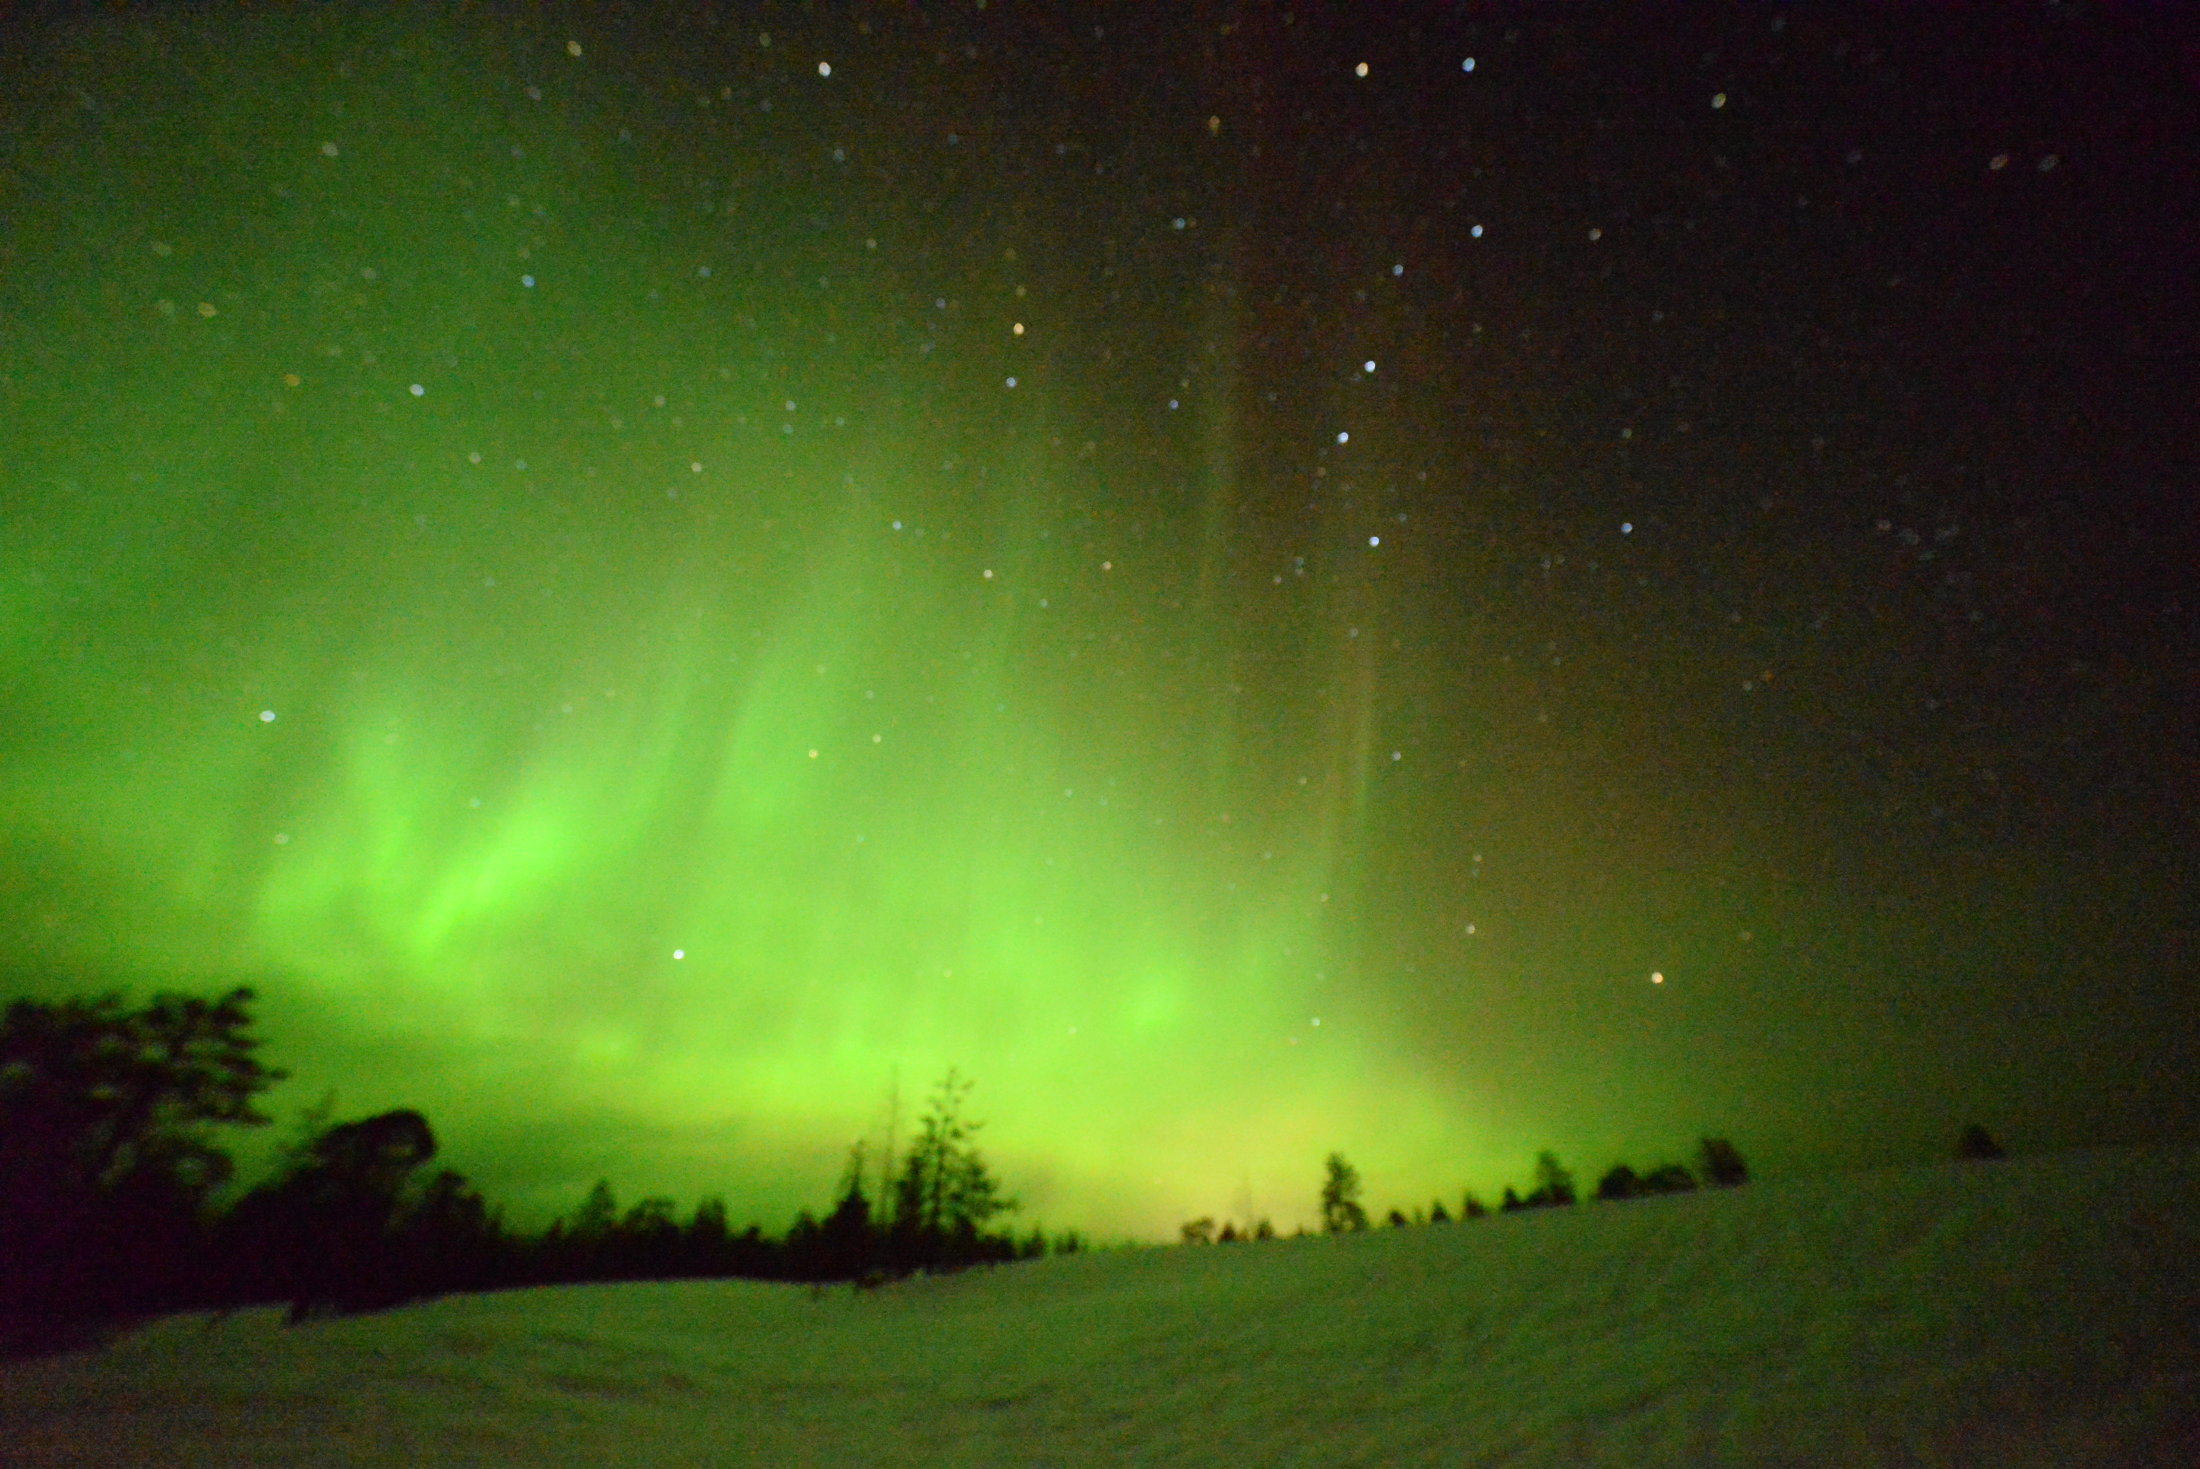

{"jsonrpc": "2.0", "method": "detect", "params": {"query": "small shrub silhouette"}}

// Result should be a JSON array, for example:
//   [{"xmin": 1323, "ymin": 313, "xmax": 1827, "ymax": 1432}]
[
  {"xmin": 1698, "ymin": 1137, "xmax": 1749, "ymax": 1188},
  {"xmin": 1954, "ymin": 1124, "xmax": 2006, "ymax": 1161}
]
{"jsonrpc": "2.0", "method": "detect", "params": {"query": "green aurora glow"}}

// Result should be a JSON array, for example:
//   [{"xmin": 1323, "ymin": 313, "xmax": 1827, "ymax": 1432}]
[{"xmin": 4, "ymin": 6, "xmax": 2192, "ymax": 1237}]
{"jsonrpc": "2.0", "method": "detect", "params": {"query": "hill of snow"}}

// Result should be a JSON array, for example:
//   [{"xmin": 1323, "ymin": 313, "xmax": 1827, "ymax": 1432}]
[{"xmin": 5, "ymin": 1146, "xmax": 2196, "ymax": 1466}]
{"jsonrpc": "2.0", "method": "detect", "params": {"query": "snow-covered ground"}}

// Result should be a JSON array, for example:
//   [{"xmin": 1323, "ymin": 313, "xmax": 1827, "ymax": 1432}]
[{"xmin": 5, "ymin": 1146, "xmax": 2196, "ymax": 1466}]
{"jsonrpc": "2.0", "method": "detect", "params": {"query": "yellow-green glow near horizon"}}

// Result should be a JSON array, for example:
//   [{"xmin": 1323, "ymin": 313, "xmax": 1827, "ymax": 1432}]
[{"xmin": 6, "ymin": 6, "xmax": 2192, "ymax": 1237}]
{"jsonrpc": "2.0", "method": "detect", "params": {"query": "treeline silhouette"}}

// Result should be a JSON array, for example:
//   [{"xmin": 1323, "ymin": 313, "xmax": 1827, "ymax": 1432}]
[
  {"xmin": 1301, "ymin": 1143, "xmax": 1745, "ymax": 1235},
  {"xmin": 1, "ymin": 985, "xmax": 2026, "ymax": 1355},
  {"xmin": 0, "ymin": 988, "xmax": 1078, "ymax": 1357},
  {"xmin": 1185, "ymin": 1126, "xmax": 2008, "ymax": 1244}
]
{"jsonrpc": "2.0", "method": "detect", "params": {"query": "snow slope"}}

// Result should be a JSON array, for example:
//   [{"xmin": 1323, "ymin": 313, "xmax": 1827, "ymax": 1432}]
[{"xmin": 5, "ymin": 1146, "xmax": 2196, "ymax": 1467}]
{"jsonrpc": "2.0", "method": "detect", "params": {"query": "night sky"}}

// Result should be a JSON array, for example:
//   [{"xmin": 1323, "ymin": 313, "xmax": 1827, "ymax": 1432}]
[{"xmin": 3, "ymin": 2, "xmax": 2194, "ymax": 1239}]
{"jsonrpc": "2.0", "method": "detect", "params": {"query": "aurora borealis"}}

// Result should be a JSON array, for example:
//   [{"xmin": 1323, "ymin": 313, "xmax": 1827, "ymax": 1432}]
[{"xmin": 3, "ymin": 3, "xmax": 2194, "ymax": 1239}]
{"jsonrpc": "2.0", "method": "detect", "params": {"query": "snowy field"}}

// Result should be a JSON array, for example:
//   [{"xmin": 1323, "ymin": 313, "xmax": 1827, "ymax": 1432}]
[{"xmin": 5, "ymin": 1146, "xmax": 2196, "ymax": 1467}]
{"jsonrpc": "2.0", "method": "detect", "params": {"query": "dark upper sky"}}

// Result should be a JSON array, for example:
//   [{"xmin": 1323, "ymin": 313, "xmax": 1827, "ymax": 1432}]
[{"xmin": 2, "ymin": 0, "xmax": 2194, "ymax": 1237}]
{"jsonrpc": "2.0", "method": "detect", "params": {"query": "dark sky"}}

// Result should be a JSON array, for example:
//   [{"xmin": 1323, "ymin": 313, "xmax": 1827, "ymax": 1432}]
[{"xmin": 2, "ymin": 0, "xmax": 2194, "ymax": 1238}]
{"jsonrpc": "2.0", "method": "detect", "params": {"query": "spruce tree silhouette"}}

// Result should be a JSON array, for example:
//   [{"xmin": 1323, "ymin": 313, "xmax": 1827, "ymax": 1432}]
[
  {"xmin": 1529, "ymin": 1151, "xmax": 1577, "ymax": 1207},
  {"xmin": 784, "ymin": 1208, "xmax": 824, "ymax": 1280},
  {"xmin": 684, "ymin": 1196, "xmax": 731, "ymax": 1275},
  {"xmin": 616, "ymin": 1197, "xmax": 681, "ymax": 1279},
  {"xmin": 819, "ymin": 1142, "xmax": 876, "ymax": 1279},
  {"xmin": 1319, "ymin": 1153, "xmax": 1369, "ymax": 1233},
  {"xmin": 548, "ymin": 1179, "xmax": 619, "ymax": 1282},
  {"xmin": 572, "ymin": 1180, "xmax": 619, "ymax": 1239},
  {"xmin": 400, "ymin": 1167, "xmax": 505, "ymax": 1298}
]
